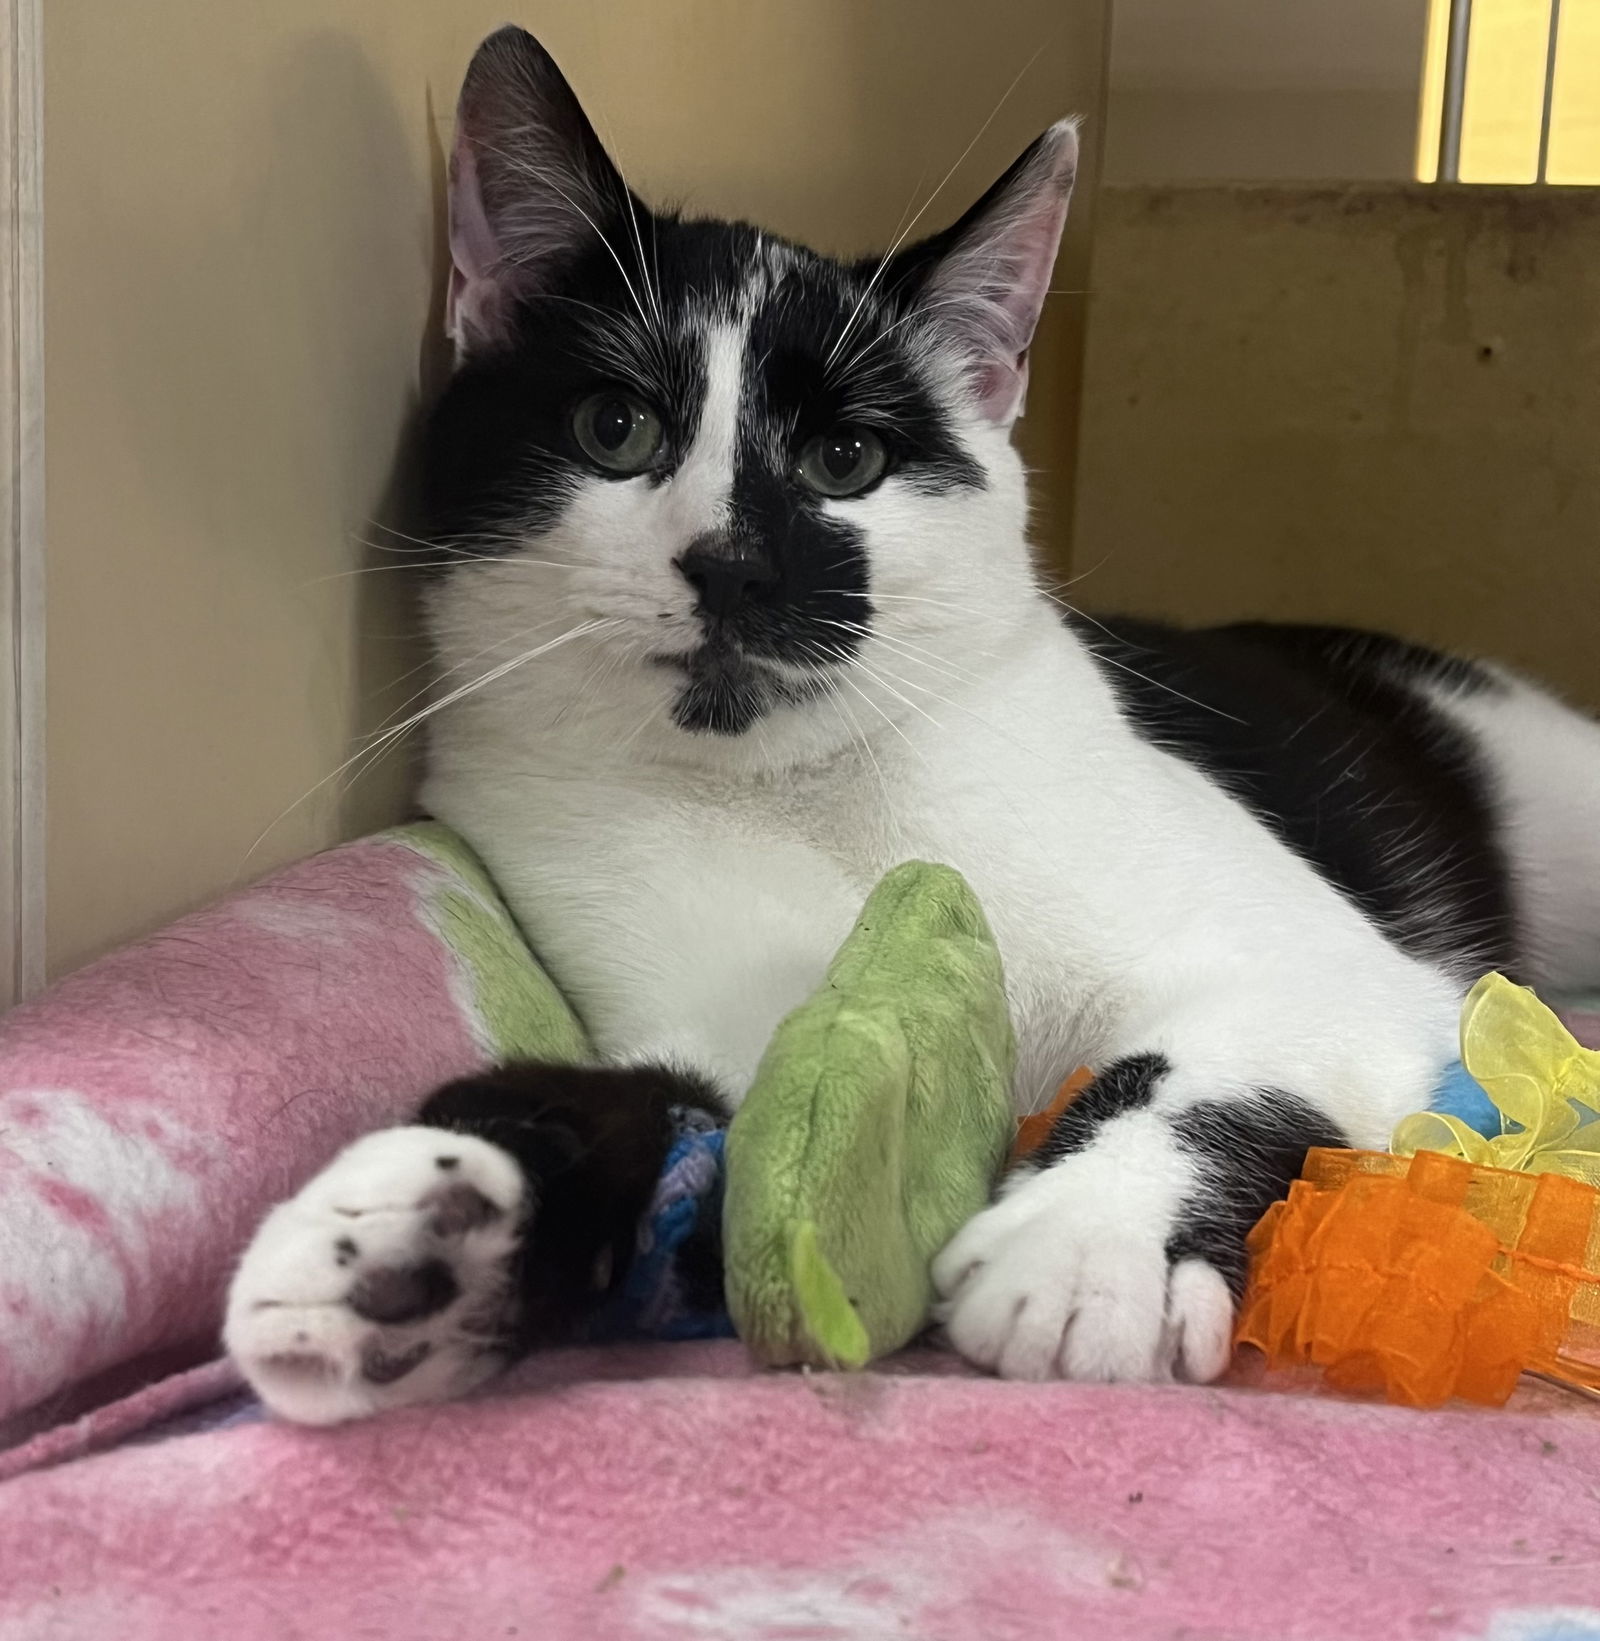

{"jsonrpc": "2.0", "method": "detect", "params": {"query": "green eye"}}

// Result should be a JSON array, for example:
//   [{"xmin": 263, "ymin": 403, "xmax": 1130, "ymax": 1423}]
[
  {"xmin": 572, "ymin": 391, "xmax": 664, "ymax": 474},
  {"xmin": 795, "ymin": 426, "xmax": 888, "ymax": 499}
]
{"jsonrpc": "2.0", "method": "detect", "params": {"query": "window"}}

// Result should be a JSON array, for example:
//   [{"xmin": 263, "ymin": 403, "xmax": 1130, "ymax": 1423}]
[{"xmin": 1418, "ymin": 0, "xmax": 1600, "ymax": 181}]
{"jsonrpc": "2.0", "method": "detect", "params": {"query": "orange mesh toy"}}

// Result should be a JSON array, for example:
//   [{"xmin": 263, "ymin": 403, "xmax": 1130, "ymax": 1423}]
[
  {"xmin": 1237, "ymin": 974, "xmax": 1600, "ymax": 1408},
  {"xmin": 1011, "ymin": 1066, "xmax": 1094, "ymax": 1165}
]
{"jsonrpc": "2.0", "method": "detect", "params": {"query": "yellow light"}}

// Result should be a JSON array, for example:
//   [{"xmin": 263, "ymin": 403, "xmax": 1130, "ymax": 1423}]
[
  {"xmin": 1417, "ymin": 0, "xmax": 1451, "ymax": 179},
  {"xmin": 1417, "ymin": 0, "xmax": 1600, "ymax": 183},
  {"xmin": 1549, "ymin": 0, "xmax": 1600, "ymax": 182}
]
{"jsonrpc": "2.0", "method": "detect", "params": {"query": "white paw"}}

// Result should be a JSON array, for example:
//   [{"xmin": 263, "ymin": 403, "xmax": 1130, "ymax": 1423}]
[
  {"xmin": 225, "ymin": 1126, "xmax": 528, "ymax": 1424},
  {"xmin": 931, "ymin": 1154, "xmax": 1235, "ymax": 1384}
]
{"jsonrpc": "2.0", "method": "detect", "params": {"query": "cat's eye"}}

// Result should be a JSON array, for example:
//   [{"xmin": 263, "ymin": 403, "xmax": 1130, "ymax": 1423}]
[
  {"xmin": 572, "ymin": 391, "xmax": 665, "ymax": 475},
  {"xmin": 795, "ymin": 426, "xmax": 888, "ymax": 499}
]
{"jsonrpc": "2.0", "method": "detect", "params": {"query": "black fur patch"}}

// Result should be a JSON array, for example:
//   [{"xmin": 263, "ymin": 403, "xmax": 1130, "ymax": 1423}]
[
  {"xmin": 1031, "ymin": 1057, "xmax": 1347, "ymax": 1299},
  {"xmin": 1165, "ymin": 1093, "xmax": 1348, "ymax": 1295},
  {"xmin": 658, "ymin": 640, "xmax": 828, "ymax": 737},
  {"xmin": 747, "ymin": 274, "xmax": 985, "ymax": 498},
  {"xmin": 1034, "ymin": 1053, "xmax": 1170, "ymax": 1164},
  {"xmin": 1069, "ymin": 614, "xmax": 1519, "ymax": 978},
  {"xmin": 418, "ymin": 1061, "xmax": 727, "ymax": 1353},
  {"xmin": 423, "ymin": 202, "xmax": 987, "ymax": 736}
]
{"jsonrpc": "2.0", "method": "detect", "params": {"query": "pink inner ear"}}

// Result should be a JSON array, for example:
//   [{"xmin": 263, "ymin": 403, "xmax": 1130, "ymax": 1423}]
[
  {"xmin": 969, "ymin": 191, "xmax": 1069, "ymax": 424},
  {"xmin": 928, "ymin": 122, "xmax": 1078, "ymax": 426},
  {"xmin": 1011, "ymin": 354, "xmax": 1034, "ymax": 421},
  {"xmin": 446, "ymin": 137, "xmax": 512, "ymax": 351},
  {"xmin": 444, "ymin": 265, "xmax": 468, "ymax": 349},
  {"xmin": 1000, "ymin": 197, "xmax": 1071, "ymax": 332},
  {"xmin": 975, "ymin": 358, "xmax": 1028, "ymax": 423}
]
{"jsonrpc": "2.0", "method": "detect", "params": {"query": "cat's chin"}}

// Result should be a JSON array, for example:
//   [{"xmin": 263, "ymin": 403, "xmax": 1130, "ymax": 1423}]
[{"xmin": 655, "ymin": 640, "xmax": 828, "ymax": 737}]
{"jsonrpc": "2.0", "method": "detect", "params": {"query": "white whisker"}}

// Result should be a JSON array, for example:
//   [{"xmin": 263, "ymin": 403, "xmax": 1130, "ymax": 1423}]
[
  {"xmin": 825, "ymin": 44, "xmax": 1046, "ymax": 369},
  {"xmin": 595, "ymin": 114, "xmax": 666, "ymax": 337},
  {"xmin": 1055, "ymin": 600, "xmax": 1248, "ymax": 726},
  {"xmin": 371, "ymin": 611, "xmax": 579, "ymax": 731},
  {"xmin": 240, "ymin": 618, "xmax": 619, "ymax": 873},
  {"xmin": 812, "ymin": 616, "xmax": 981, "ymax": 686},
  {"xmin": 306, "ymin": 554, "xmax": 579, "ymax": 586},
  {"xmin": 479, "ymin": 139, "xmax": 654, "ymax": 334}
]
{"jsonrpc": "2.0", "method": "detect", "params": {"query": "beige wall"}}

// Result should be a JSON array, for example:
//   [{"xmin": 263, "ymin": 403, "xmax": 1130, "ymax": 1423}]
[
  {"xmin": 44, "ymin": 0, "xmax": 1107, "ymax": 977},
  {"xmin": 46, "ymin": 0, "xmax": 444, "ymax": 979},
  {"xmin": 1072, "ymin": 184, "xmax": 1600, "ymax": 710},
  {"xmin": 1104, "ymin": 0, "xmax": 1430, "ymax": 183},
  {"xmin": 1106, "ymin": 88, "xmax": 1425, "ymax": 185}
]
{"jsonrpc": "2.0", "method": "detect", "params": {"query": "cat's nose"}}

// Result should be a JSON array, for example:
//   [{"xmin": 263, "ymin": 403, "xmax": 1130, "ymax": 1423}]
[{"xmin": 675, "ymin": 537, "xmax": 777, "ymax": 620}]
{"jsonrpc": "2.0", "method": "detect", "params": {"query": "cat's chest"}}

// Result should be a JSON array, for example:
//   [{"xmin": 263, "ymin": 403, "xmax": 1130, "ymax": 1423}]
[
  {"xmin": 711, "ymin": 738, "xmax": 1123, "ymax": 1058},
  {"xmin": 704, "ymin": 738, "xmax": 1081, "ymax": 908}
]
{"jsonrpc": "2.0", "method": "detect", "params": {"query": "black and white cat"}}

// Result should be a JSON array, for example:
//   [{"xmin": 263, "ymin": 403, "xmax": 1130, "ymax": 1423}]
[{"xmin": 225, "ymin": 27, "xmax": 1600, "ymax": 1422}]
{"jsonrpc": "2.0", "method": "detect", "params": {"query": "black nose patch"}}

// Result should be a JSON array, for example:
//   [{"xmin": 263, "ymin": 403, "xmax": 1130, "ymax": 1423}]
[{"xmin": 676, "ymin": 535, "xmax": 777, "ymax": 620}]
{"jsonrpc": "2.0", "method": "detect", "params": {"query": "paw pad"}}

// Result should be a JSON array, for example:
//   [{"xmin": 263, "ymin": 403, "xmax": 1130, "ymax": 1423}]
[
  {"xmin": 225, "ymin": 1127, "xmax": 527, "ymax": 1423},
  {"xmin": 348, "ymin": 1259, "xmax": 460, "ymax": 1324}
]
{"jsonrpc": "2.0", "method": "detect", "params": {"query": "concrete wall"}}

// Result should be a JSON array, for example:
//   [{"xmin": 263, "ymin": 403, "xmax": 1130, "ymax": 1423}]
[
  {"xmin": 43, "ymin": 0, "xmax": 1107, "ymax": 977},
  {"xmin": 1072, "ymin": 184, "xmax": 1600, "ymax": 709}
]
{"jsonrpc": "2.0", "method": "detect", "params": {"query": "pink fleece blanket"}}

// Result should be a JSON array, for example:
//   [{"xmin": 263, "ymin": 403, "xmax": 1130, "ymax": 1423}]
[
  {"xmin": 0, "ymin": 824, "xmax": 583, "ymax": 1434},
  {"xmin": 4, "ymin": 829, "xmax": 1600, "ymax": 1638},
  {"xmin": 3, "ymin": 1344, "xmax": 1600, "ymax": 1639}
]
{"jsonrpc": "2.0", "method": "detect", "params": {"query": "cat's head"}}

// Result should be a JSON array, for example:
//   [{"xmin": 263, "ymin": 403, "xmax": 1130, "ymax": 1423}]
[{"xmin": 423, "ymin": 26, "xmax": 1075, "ymax": 766}]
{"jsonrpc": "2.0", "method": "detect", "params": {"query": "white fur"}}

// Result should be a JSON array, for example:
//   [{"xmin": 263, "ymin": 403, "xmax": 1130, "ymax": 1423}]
[
  {"xmin": 675, "ymin": 321, "xmax": 744, "ymax": 526},
  {"xmin": 403, "ymin": 283, "xmax": 1469, "ymax": 1394},
  {"xmin": 233, "ymin": 260, "xmax": 1532, "ymax": 1412},
  {"xmin": 933, "ymin": 1110, "xmax": 1233, "ymax": 1383},
  {"xmin": 1428, "ymin": 667, "xmax": 1600, "ymax": 992},
  {"xmin": 421, "ymin": 382, "xmax": 1462, "ymax": 1113},
  {"xmin": 226, "ymin": 1128, "xmax": 525, "ymax": 1424}
]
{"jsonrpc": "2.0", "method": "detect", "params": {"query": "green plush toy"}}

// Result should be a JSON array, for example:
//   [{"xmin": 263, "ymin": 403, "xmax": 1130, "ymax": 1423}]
[
  {"xmin": 722, "ymin": 860, "xmax": 1017, "ymax": 1368},
  {"xmin": 399, "ymin": 825, "xmax": 1016, "ymax": 1370}
]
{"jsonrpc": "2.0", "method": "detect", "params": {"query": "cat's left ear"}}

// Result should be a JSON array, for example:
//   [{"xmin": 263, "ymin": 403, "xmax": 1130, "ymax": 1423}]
[
  {"xmin": 895, "ymin": 120, "xmax": 1079, "ymax": 425},
  {"xmin": 446, "ymin": 27, "xmax": 633, "ymax": 356}
]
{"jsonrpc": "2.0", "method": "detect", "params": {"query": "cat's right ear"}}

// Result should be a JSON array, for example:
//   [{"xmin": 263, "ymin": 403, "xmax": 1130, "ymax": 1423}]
[
  {"xmin": 447, "ymin": 27, "xmax": 630, "ymax": 355},
  {"xmin": 890, "ymin": 120, "xmax": 1078, "ymax": 425}
]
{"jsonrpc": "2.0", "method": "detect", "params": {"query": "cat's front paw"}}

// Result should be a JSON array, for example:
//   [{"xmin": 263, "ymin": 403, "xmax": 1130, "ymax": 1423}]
[
  {"xmin": 225, "ymin": 1127, "xmax": 528, "ymax": 1423},
  {"xmin": 931, "ymin": 1156, "xmax": 1235, "ymax": 1384}
]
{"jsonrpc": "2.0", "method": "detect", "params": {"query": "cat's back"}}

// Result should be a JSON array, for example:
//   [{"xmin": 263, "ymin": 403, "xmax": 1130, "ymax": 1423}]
[{"xmin": 1062, "ymin": 614, "xmax": 1518, "ymax": 978}]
